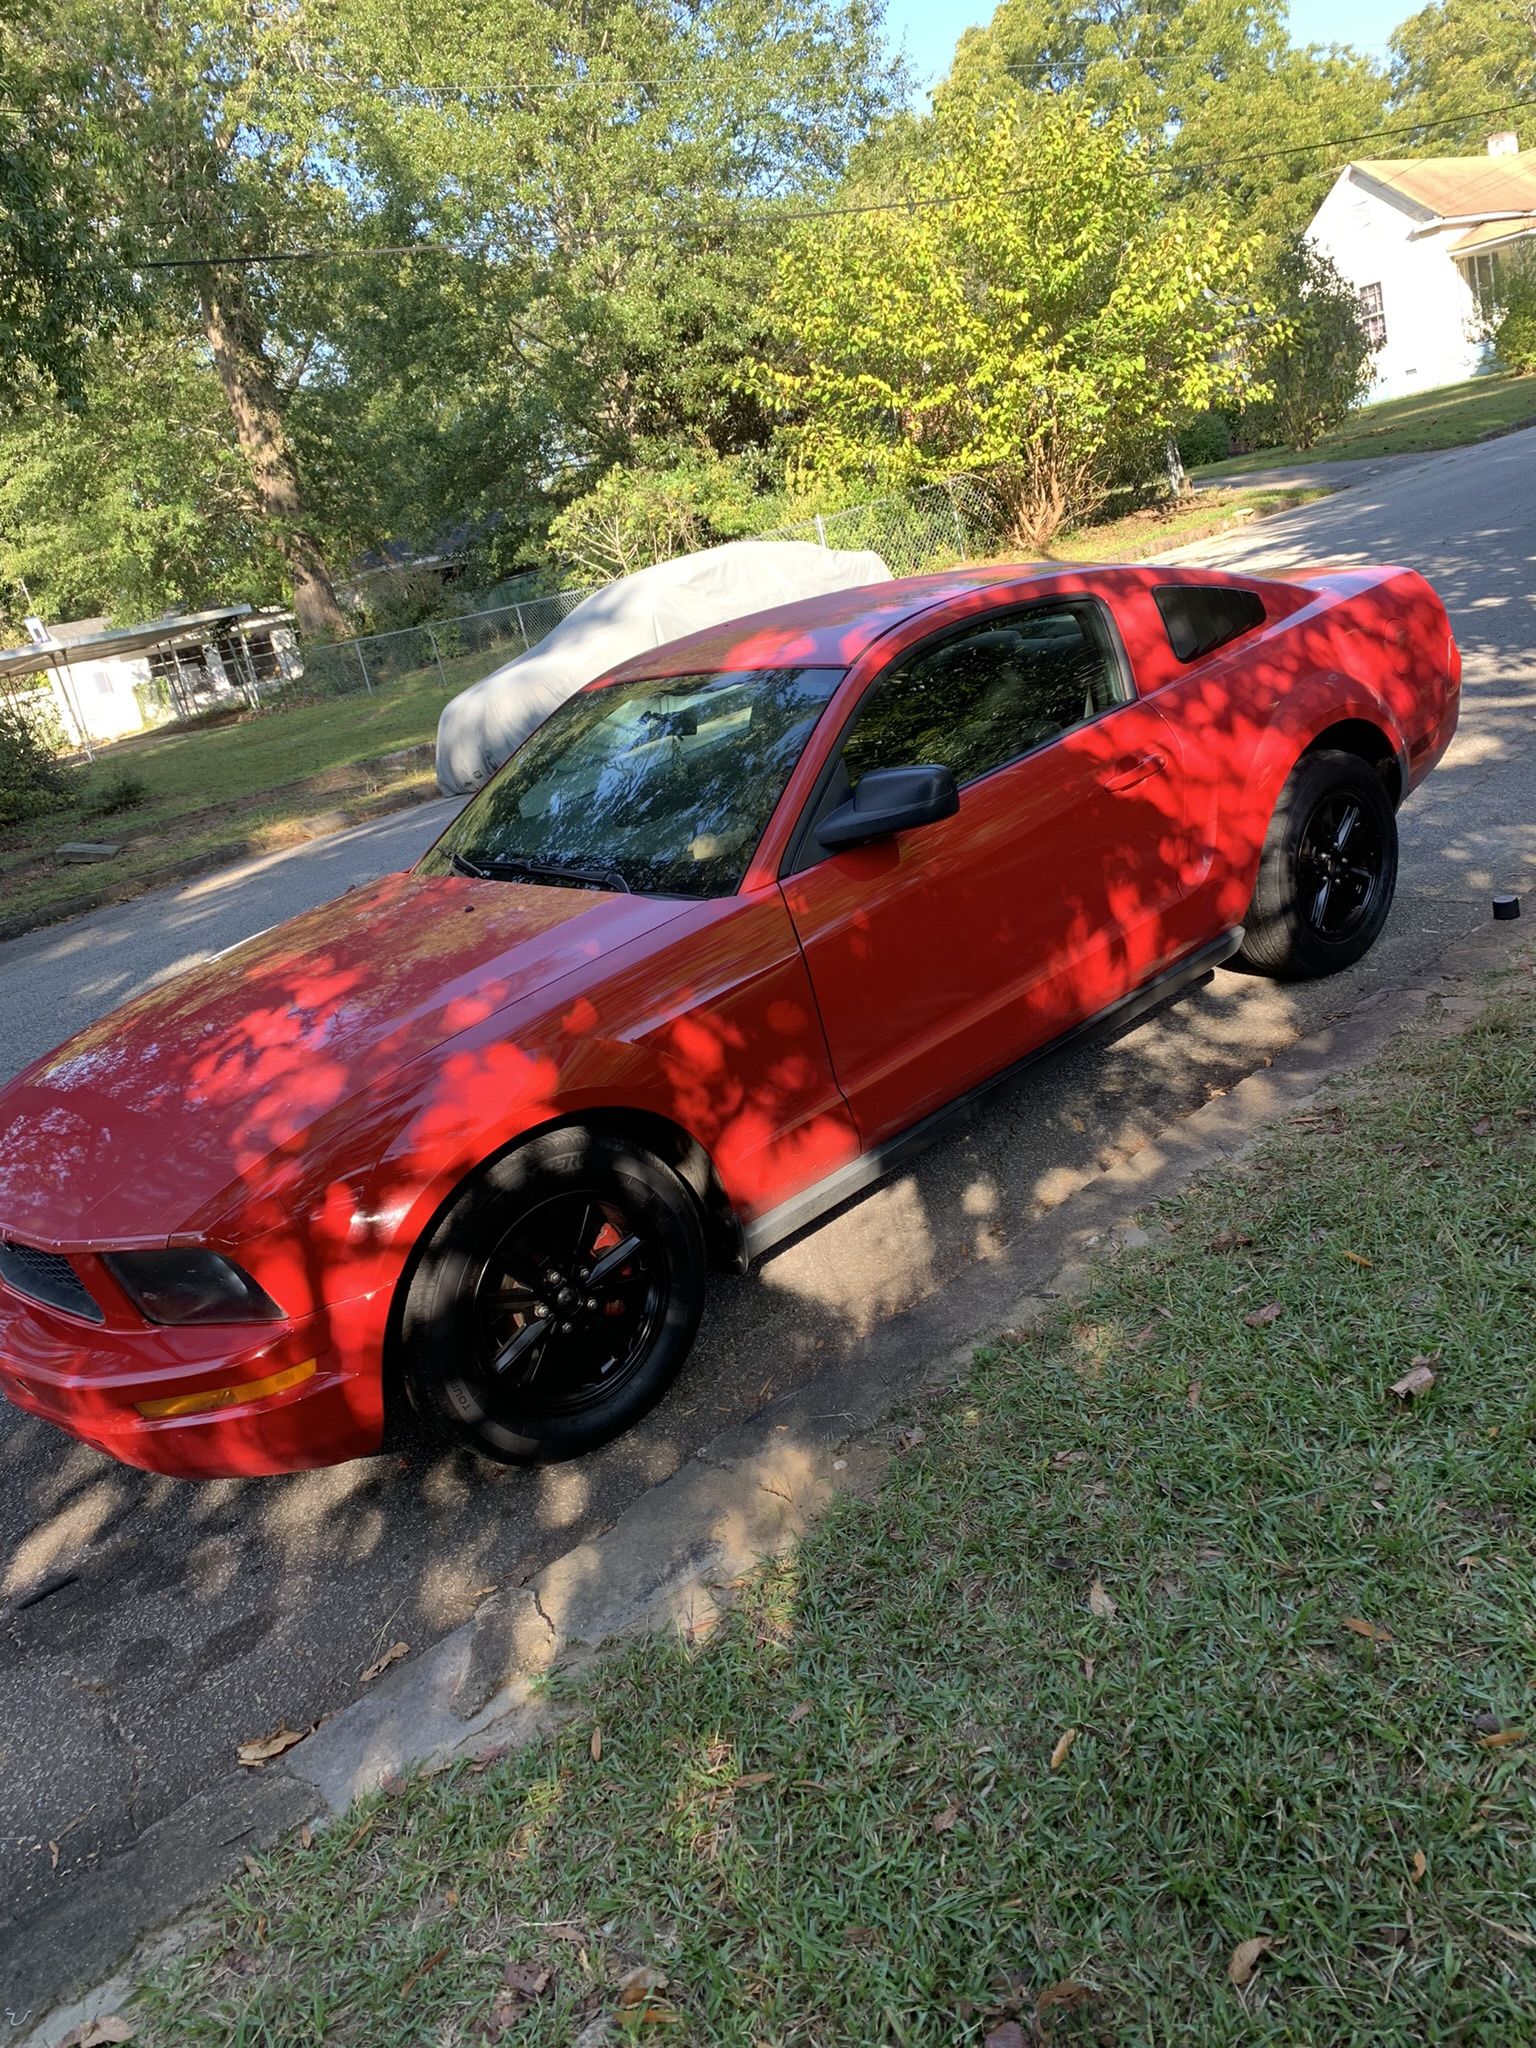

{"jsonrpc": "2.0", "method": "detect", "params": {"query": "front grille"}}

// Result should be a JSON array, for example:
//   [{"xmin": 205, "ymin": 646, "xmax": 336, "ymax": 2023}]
[{"xmin": 0, "ymin": 1240, "xmax": 105, "ymax": 1324}]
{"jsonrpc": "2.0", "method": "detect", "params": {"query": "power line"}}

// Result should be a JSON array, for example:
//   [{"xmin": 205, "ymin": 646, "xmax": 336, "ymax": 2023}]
[{"xmin": 118, "ymin": 92, "xmax": 1536, "ymax": 273}]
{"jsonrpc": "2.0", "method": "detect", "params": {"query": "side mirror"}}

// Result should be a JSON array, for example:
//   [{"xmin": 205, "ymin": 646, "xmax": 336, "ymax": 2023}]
[{"xmin": 817, "ymin": 763, "xmax": 959, "ymax": 853}]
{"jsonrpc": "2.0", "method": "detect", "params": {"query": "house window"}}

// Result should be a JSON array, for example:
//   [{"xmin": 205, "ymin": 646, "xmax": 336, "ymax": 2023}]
[
  {"xmin": 1358, "ymin": 282, "xmax": 1387, "ymax": 348},
  {"xmin": 1463, "ymin": 250, "xmax": 1503, "ymax": 319}
]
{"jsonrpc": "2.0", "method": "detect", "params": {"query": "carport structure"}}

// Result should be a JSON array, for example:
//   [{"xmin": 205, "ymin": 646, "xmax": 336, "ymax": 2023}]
[{"xmin": 0, "ymin": 606, "xmax": 270, "ymax": 755}]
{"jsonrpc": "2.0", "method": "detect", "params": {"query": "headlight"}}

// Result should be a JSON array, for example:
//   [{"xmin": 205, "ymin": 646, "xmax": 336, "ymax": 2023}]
[{"xmin": 103, "ymin": 1249, "xmax": 284, "ymax": 1326}]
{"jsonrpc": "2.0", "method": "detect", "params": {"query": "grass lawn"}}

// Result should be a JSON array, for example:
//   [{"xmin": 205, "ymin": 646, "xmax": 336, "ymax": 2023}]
[
  {"xmin": 137, "ymin": 946, "xmax": 1536, "ymax": 2046},
  {"xmin": 1050, "ymin": 484, "xmax": 1334, "ymax": 564},
  {"xmin": 0, "ymin": 654, "xmax": 490, "ymax": 933},
  {"xmin": 1194, "ymin": 371, "xmax": 1536, "ymax": 481}
]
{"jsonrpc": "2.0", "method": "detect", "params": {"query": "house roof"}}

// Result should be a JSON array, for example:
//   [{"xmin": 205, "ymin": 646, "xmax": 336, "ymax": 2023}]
[
  {"xmin": 0, "ymin": 606, "xmax": 253, "ymax": 684},
  {"xmin": 1447, "ymin": 216, "xmax": 1536, "ymax": 255},
  {"xmin": 1353, "ymin": 150, "xmax": 1536, "ymax": 222}
]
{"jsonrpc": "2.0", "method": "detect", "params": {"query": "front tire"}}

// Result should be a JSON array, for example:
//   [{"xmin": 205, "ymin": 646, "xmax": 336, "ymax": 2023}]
[
  {"xmin": 401, "ymin": 1128, "xmax": 707, "ymax": 1464},
  {"xmin": 1238, "ymin": 749, "xmax": 1397, "ymax": 980}
]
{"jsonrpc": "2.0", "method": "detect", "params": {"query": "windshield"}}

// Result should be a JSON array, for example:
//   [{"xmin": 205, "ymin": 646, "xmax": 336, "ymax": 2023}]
[{"xmin": 421, "ymin": 666, "xmax": 844, "ymax": 898}]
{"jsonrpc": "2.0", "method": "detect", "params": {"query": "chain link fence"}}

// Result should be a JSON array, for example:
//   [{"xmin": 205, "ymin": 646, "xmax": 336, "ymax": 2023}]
[
  {"xmin": 284, "ymin": 474, "xmax": 998, "ymax": 709},
  {"xmin": 294, "ymin": 586, "xmax": 595, "ymax": 702},
  {"xmin": 751, "ymin": 476, "xmax": 998, "ymax": 575}
]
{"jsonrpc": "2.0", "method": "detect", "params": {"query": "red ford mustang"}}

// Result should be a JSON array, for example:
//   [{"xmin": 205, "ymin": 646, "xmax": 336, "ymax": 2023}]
[{"xmin": 0, "ymin": 563, "xmax": 1459, "ymax": 1479}]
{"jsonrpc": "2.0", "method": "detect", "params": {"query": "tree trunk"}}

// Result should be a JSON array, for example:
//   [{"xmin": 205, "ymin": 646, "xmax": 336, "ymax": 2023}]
[{"xmin": 198, "ymin": 275, "xmax": 350, "ymax": 640}]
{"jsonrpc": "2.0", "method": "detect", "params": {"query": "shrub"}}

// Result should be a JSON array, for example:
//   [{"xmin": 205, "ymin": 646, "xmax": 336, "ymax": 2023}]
[
  {"xmin": 1176, "ymin": 411, "xmax": 1233, "ymax": 468},
  {"xmin": 1490, "ymin": 259, "xmax": 1536, "ymax": 373},
  {"xmin": 1240, "ymin": 239, "xmax": 1376, "ymax": 451},
  {"xmin": 548, "ymin": 447, "xmax": 775, "ymax": 583},
  {"xmin": 80, "ymin": 766, "xmax": 150, "ymax": 818},
  {"xmin": 0, "ymin": 694, "xmax": 74, "ymax": 828},
  {"xmin": 352, "ymin": 566, "xmax": 448, "ymax": 636}
]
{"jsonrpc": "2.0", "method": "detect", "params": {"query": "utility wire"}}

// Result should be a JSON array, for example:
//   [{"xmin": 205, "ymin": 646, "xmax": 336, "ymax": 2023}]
[{"xmin": 120, "ymin": 92, "xmax": 1536, "ymax": 272}]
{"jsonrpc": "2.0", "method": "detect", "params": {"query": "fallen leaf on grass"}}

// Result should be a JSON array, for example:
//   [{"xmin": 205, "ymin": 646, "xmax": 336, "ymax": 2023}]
[
  {"xmin": 844, "ymin": 1924, "xmax": 881, "ymax": 1947},
  {"xmin": 590, "ymin": 1726, "xmax": 602, "ymax": 1763},
  {"xmin": 617, "ymin": 1964, "xmax": 669, "ymax": 2007},
  {"xmin": 1244, "ymin": 1302, "xmax": 1282, "ymax": 1328},
  {"xmin": 1472, "ymin": 1116, "xmax": 1492, "ymax": 1137},
  {"xmin": 1343, "ymin": 1617, "xmax": 1394, "ymax": 1644},
  {"xmin": 1343, "ymin": 1250, "xmax": 1373, "ymax": 1268},
  {"xmin": 1206, "ymin": 1231, "xmax": 1254, "ymax": 1253},
  {"xmin": 932, "ymin": 1801, "xmax": 962, "ymax": 1834},
  {"xmin": 897, "ymin": 1425, "xmax": 926, "ymax": 1452},
  {"xmin": 59, "ymin": 2020, "xmax": 135, "ymax": 2048},
  {"xmin": 1036, "ymin": 1980, "xmax": 1092, "ymax": 2022},
  {"xmin": 731, "ymin": 1771, "xmax": 775, "ymax": 1790},
  {"xmin": 360, "ymin": 1640, "xmax": 409, "ymax": 1683},
  {"xmin": 1228, "ymin": 1935, "xmax": 1277, "ymax": 1986},
  {"xmin": 1088, "ymin": 1578, "xmax": 1118, "ymax": 1622},
  {"xmin": 501, "ymin": 1961, "xmax": 552, "ymax": 2003},
  {"xmin": 1476, "ymin": 1727, "xmax": 1528, "ymax": 1750},
  {"xmin": 1049, "ymin": 1727, "xmax": 1078, "ymax": 1771},
  {"xmin": 236, "ymin": 1725, "xmax": 310, "ymax": 1767},
  {"xmin": 983, "ymin": 2025, "xmax": 1026, "ymax": 2048},
  {"xmin": 787, "ymin": 1698, "xmax": 813, "ymax": 1726},
  {"xmin": 1050, "ymin": 1449, "xmax": 1090, "ymax": 1469},
  {"xmin": 1411, "ymin": 1850, "xmax": 1427, "ymax": 1883},
  {"xmin": 1187, "ymin": 1379, "xmax": 1202, "ymax": 1409},
  {"xmin": 1390, "ymin": 1358, "xmax": 1438, "ymax": 1400}
]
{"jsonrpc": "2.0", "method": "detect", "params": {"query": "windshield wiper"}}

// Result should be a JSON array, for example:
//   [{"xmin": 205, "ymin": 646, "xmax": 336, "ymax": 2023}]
[
  {"xmin": 458, "ymin": 853, "xmax": 633, "ymax": 894},
  {"xmin": 449, "ymin": 849, "xmax": 492, "ymax": 879}
]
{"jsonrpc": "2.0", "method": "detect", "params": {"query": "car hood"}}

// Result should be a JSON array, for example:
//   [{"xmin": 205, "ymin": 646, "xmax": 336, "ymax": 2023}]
[{"xmin": 0, "ymin": 870, "xmax": 689, "ymax": 1250}]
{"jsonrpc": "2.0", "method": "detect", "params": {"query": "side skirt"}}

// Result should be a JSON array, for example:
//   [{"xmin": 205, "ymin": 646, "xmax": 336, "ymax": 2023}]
[{"xmin": 742, "ymin": 926, "xmax": 1244, "ymax": 1264}]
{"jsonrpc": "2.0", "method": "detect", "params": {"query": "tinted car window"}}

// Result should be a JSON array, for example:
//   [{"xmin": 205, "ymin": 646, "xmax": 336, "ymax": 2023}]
[
  {"xmin": 839, "ymin": 603, "xmax": 1127, "ymax": 793},
  {"xmin": 1154, "ymin": 583, "xmax": 1266, "ymax": 662},
  {"xmin": 422, "ymin": 666, "xmax": 842, "ymax": 899}
]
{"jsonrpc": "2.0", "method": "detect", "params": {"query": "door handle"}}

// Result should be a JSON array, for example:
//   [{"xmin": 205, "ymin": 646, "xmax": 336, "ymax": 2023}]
[{"xmin": 1104, "ymin": 750, "xmax": 1167, "ymax": 792}]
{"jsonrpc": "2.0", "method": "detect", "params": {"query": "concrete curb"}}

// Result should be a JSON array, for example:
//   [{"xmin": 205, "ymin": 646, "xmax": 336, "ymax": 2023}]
[{"xmin": 11, "ymin": 916, "xmax": 1524, "ymax": 2043}]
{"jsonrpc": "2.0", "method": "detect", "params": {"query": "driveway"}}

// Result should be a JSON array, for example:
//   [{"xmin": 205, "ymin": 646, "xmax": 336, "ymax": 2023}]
[{"xmin": 3, "ymin": 427, "xmax": 1535, "ymax": 2029}]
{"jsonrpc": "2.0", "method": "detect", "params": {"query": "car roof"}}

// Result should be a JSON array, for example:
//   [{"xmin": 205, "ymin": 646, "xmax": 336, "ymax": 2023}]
[{"xmin": 598, "ymin": 563, "xmax": 1062, "ymax": 681}]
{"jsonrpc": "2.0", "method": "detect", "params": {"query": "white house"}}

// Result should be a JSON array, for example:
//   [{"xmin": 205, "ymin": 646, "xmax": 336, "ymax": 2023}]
[
  {"xmin": 1306, "ymin": 134, "xmax": 1536, "ymax": 401},
  {"xmin": 0, "ymin": 607, "xmax": 301, "ymax": 749}
]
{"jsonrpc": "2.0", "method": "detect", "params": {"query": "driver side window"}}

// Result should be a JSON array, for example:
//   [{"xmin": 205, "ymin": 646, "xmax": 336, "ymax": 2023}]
[{"xmin": 841, "ymin": 601, "xmax": 1128, "ymax": 791}]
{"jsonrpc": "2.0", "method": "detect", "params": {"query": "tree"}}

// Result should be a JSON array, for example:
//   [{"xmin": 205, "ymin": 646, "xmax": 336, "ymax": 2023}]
[
  {"xmin": 0, "ymin": 331, "xmax": 285, "ymax": 630},
  {"xmin": 944, "ymin": 0, "xmax": 1389, "ymax": 246},
  {"xmin": 1390, "ymin": 0, "xmax": 1536, "ymax": 149},
  {"xmin": 751, "ymin": 103, "xmax": 1265, "ymax": 549},
  {"xmin": 1241, "ymin": 240, "xmax": 1377, "ymax": 448},
  {"xmin": 6, "ymin": 0, "xmax": 898, "ymax": 632},
  {"xmin": 0, "ymin": 2, "xmax": 123, "ymax": 407}
]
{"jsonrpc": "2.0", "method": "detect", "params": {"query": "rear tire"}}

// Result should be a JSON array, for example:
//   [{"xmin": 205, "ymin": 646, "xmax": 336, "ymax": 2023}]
[
  {"xmin": 401, "ymin": 1128, "xmax": 707, "ymax": 1464},
  {"xmin": 1238, "ymin": 749, "xmax": 1397, "ymax": 980}
]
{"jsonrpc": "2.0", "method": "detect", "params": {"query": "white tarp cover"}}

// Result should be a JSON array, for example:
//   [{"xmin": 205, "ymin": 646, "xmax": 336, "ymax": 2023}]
[{"xmin": 434, "ymin": 539, "xmax": 891, "ymax": 796}]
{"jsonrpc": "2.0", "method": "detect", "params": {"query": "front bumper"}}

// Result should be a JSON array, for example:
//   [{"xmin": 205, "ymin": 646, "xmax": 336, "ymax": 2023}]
[{"xmin": 0, "ymin": 1277, "xmax": 387, "ymax": 1478}]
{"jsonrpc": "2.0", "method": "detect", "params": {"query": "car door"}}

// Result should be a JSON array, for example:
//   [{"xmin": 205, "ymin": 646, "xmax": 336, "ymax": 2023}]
[{"xmin": 779, "ymin": 596, "xmax": 1192, "ymax": 1148}]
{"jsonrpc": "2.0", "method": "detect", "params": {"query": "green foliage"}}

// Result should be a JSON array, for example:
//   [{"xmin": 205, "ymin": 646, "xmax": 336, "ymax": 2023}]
[
  {"xmin": 1489, "ymin": 259, "xmax": 1536, "ymax": 374},
  {"xmin": 1240, "ymin": 240, "xmax": 1378, "ymax": 451},
  {"xmin": 0, "ymin": 330, "xmax": 284, "ymax": 625},
  {"xmin": 0, "ymin": 1, "xmax": 126, "ymax": 407},
  {"xmin": 547, "ymin": 446, "xmax": 776, "ymax": 581},
  {"xmin": 944, "ymin": 0, "xmax": 1389, "ymax": 246},
  {"xmin": 351, "ymin": 568, "xmax": 449, "ymax": 637},
  {"xmin": 752, "ymin": 102, "xmax": 1265, "ymax": 549},
  {"xmin": 1389, "ymin": 0, "xmax": 1536, "ymax": 151},
  {"xmin": 1176, "ymin": 410, "xmax": 1234, "ymax": 468},
  {"xmin": 79, "ymin": 766, "xmax": 150, "ymax": 819},
  {"xmin": 0, "ymin": 692, "xmax": 73, "ymax": 827}
]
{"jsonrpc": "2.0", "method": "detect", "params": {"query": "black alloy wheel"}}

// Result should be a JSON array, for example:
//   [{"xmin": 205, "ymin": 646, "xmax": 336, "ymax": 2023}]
[
  {"xmin": 401, "ymin": 1128, "xmax": 707, "ymax": 1463},
  {"xmin": 469, "ymin": 1191, "xmax": 663, "ymax": 1415},
  {"xmin": 1293, "ymin": 788, "xmax": 1390, "ymax": 943},
  {"xmin": 1238, "ymin": 748, "xmax": 1398, "ymax": 980}
]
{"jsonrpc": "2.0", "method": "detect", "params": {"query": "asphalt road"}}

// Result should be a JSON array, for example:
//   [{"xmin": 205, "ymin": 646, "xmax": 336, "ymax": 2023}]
[{"xmin": 2, "ymin": 426, "xmax": 1534, "ymax": 2025}]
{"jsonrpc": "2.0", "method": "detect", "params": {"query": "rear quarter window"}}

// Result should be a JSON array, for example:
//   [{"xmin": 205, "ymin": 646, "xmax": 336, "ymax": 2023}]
[{"xmin": 1154, "ymin": 584, "xmax": 1266, "ymax": 663}]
